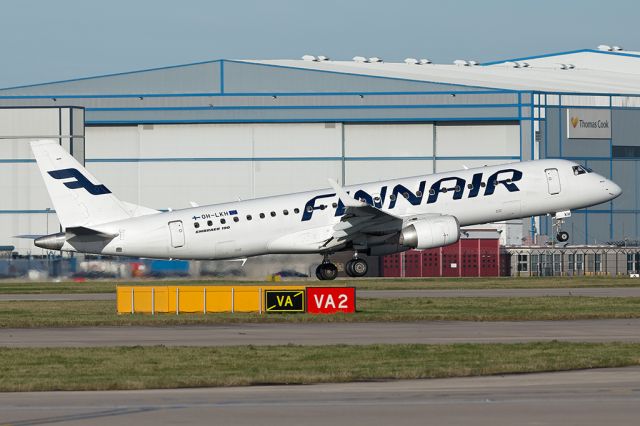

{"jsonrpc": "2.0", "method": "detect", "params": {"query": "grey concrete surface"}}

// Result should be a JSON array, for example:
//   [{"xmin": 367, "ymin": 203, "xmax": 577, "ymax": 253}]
[
  {"xmin": 4, "ymin": 286, "xmax": 640, "ymax": 301},
  {"xmin": 359, "ymin": 287, "xmax": 640, "ymax": 298},
  {"xmin": 2, "ymin": 367, "xmax": 640, "ymax": 426},
  {"xmin": 3, "ymin": 319, "xmax": 640, "ymax": 347}
]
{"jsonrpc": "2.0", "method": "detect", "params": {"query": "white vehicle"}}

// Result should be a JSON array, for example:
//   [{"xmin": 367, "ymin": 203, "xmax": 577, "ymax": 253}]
[{"xmin": 30, "ymin": 140, "xmax": 621, "ymax": 280}]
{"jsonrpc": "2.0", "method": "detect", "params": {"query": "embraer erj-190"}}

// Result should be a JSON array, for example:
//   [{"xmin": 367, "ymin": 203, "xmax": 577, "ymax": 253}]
[{"xmin": 29, "ymin": 140, "xmax": 621, "ymax": 280}]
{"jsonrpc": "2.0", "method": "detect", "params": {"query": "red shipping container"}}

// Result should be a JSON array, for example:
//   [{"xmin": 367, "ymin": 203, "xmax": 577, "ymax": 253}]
[{"xmin": 307, "ymin": 287, "xmax": 356, "ymax": 314}]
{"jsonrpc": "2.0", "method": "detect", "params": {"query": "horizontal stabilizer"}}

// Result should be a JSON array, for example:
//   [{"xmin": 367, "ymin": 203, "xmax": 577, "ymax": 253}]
[
  {"xmin": 65, "ymin": 226, "xmax": 119, "ymax": 238},
  {"xmin": 13, "ymin": 234, "xmax": 45, "ymax": 240}
]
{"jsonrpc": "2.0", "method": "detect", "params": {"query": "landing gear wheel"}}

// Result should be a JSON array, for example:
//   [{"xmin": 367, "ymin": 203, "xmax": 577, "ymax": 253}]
[
  {"xmin": 345, "ymin": 258, "xmax": 368, "ymax": 277},
  {"xmin": 315, "ymin": 263, "xmax": 338, "ymax": 280},
  {"xmin": 556, "ymin": 231, "xmax": 570, "ymax": 242}
]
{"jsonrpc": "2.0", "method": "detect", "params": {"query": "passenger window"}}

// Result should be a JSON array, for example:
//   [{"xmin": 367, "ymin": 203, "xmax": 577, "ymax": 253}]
[
  {"xmin": 416, "ymin": 190, "xmax": 423, "ymax": 197},
  {"xmin": 247, "ymin": 215, "xmax": 252, "ymax": 220},
  {"xmin": 429, "ymin": 189, "xmax": 436, "ymax": 195},
  {"xmin": 294, "ymin": 208, "xmax": 300, "ymax": 214},
  {"xmin": 233, "ymin": 216, "xmax": 239, "ymax": 222},
  {"xmin": 194, "ymin": 222, "xmax": 200, "ymax": 229},
  {"xmin": 260, "ymin": 213, "xmax": 265, "ymax": 219},
  {"xmin": 207, "ymin": 220, "xmax": 213, "ymax": 226},
  {"xmin": 283, "ymin": 210, "xmax": 289, "ymax": 215},
  {"xmin": 332, "ymin": 202, "xmax": 338, "ymax": 208},
  {"xmin": 306, "ymin": 206, "xmax": 313, "ymax": 213},
  {"xmin": 467, "ymin": 184, "xmax": 473, "ymax": 189},
  {"xmin": 220, "ymin": 218, "xmax": 226, "ymax": 224},
  {"xmin": 389, "ymin": 194, "xmax": 396, "ymax": 201},
  {"xmin": 271, "ymin": 211, "xmax": 276, "ymax": 217}
]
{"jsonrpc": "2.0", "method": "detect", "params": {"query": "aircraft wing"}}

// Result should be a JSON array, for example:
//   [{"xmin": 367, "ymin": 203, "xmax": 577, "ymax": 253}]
[{"xmin": 327, "ymin": 179, "xmax": 404, "ymax": 244}]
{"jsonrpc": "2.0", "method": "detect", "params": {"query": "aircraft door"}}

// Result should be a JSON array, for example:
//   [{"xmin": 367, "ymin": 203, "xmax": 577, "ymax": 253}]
[
  {"xmin": 168, "ymin": 220, "xmax": 185, "ymax": 248},
  {"xmin": 545, "ymin": 168, "xmax": 561, "ymax": 195}
]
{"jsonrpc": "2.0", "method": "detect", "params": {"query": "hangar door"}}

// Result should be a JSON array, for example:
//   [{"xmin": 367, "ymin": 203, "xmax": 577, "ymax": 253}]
[{"xmin": 343, "ymin": 124, "xmax": 434, "ymax": 184}]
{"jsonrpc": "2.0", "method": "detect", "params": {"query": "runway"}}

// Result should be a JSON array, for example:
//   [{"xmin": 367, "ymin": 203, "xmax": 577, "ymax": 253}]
[
  {"xmin": 3, "ymin": 319, "xmax": 640, "ymax": 347},
  {"xmin": 3, "ymin": 286, "xmax": 640, "ymax": 301},
  {"xmin": 2, "ymin": 367, "xmax": 639, "ymax": 426}
]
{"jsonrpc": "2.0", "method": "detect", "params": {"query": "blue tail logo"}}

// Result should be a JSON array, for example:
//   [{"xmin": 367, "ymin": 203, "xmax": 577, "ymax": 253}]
[{"xmin": 48, "ymin": 168, "xmax": 112, "ymax": 195}]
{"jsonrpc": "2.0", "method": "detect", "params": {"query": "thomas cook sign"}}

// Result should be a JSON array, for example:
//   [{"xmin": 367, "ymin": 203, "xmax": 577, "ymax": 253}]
[{"xmin": 567, "ymin": 109, "xmax": 611, "ymax": 139}]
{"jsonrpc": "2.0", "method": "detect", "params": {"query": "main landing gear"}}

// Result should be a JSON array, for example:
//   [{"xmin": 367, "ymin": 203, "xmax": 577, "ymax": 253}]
[
  {"xmin": 315, "ymin": 253, "xmax": 369, "ymax": 280},
  {"xmin": 345, "ymin": 252, "xmax": 368, "ymax": 278},
  {"xmin": 316, "ymin": 255, "xmax": 338, "ymax": 281}
]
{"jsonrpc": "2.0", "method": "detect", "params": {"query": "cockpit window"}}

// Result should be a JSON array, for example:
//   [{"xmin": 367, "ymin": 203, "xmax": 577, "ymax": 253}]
[{"xmin": 572, "ymin": 165, "xmax": 590, "ymax": 175}]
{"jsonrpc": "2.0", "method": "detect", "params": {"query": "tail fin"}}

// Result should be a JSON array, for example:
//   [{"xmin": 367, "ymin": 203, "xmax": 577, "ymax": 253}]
[{"xmin": 31, "ymin": 140, "xmax": 133, "ymax": 228}]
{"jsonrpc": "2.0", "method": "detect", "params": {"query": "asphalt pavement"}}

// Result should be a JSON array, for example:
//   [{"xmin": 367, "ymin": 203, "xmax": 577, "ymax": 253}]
[
  {"xmin": 3, "ymin": 319, "xmax": 640, "ymax": 347},
  {"xmin": 2, "ymin": 367, "xmax": 640, "ymax": 426}
]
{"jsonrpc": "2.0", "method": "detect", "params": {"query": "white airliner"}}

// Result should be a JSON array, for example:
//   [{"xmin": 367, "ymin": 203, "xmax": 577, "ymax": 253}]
[{"xmin": 30, "ymin": 140, "xmax": 621, "ymax": 280}]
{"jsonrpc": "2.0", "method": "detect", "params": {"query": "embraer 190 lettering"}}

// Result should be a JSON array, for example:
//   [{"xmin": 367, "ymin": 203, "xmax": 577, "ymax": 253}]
[{"xmin": 29, "ymin": 140, "xmax": 621, "ymax": 280}]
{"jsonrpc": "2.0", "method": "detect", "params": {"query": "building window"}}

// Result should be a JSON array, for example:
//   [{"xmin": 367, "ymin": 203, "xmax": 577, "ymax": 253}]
[
  {"xmin": 517, "ymin": 254, "xmax": 528, "ymax": 272},
  {"xmin": 568, "ymin": 254, "xmax": 574, "ymax": 271},
  {"xmin": 613, "ymin": 145, "xmax": 640, "ymax": 158},
  {"xmin": 594, "ymin": 254, "xmax": 602, "ymax": 272},
  {"xmin": 576, "ymin": 254, "xmax": 584, "ymax": 271}
]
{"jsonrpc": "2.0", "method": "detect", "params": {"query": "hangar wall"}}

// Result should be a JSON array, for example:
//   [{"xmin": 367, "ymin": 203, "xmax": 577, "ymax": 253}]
[
  {"xmin": 0, "ymin": 107, "xmax": 85, "ymax": 253},
  {"xmin": 538, "ymin": 97, "xmax": 640, "ymax": 244},
  {"xmin": 84, "ymin": 122, "xmax": 520, "ymax": 210}
]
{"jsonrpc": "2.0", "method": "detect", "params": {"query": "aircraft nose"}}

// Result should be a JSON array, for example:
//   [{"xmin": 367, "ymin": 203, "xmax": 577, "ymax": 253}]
[{"xmin": 605, "ymin": 179, "xmax": 622, "ymax": 198}]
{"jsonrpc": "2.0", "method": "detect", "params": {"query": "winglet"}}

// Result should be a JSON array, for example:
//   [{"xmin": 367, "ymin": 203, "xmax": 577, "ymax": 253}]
[{"xmin": 328, "ymin": 179, "xmax": 367, "ymax": 207}]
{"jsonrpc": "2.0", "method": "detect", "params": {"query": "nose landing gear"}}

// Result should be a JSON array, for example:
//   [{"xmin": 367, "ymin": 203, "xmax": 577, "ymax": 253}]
[{"xmin": 553, "ymin": 210, "xmax": 572, "ymax": 243}]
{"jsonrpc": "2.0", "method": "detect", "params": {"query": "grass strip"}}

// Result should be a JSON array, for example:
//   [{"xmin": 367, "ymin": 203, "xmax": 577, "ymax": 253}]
[
  {"xmin": 2, "ymin": 297, "xmax": 640, "ymax": 328},
  {"xmin": 1, "ymin": 342, "xmax": 640, "ymax": 392},
  {"xmin": 3, "ymin": 276, "xmax": 640, "ymax": 294}
]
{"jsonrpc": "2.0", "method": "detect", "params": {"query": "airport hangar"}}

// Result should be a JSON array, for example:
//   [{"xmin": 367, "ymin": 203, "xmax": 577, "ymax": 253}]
[{"xmin": 2, "ymin": 46, "xmax": 640, "ymax": 257}]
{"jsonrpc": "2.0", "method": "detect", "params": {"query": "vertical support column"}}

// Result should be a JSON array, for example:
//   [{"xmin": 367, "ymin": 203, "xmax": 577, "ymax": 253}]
[
  {"xmin": 231, "ymin": 287, "xmax": 235, "ymax": 313},
  {"xmin": 131, "ymin": 288, "xmax": 134, "ymax": 315},
  {"xmin": 477, "ymin": 239, "xmax": 481, "ymax": 277},
  {"xmin": 341, "ymin": 123, "xmax": 346, "ymax": 185},
  {"xmin": 203, "ymin": 287, "xmax": 207, "ymax": 314},
  {"xmin": 151, "ymin": 287, "xmax": 155, "ymax": 315},
  {"xmin": 259, "ymin": 288, "xmax": 262, "ymax": 314},
  {"xmin": 432, "ymin": 124, "xmax": 437, "ymax": 174},
  {"xmin": 176, "ymin": 287, "xmax": 179, "ymax": 315}
]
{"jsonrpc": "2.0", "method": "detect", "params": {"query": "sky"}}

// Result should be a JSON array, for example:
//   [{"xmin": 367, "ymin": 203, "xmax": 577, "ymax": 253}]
[{"xmin": 1, "ymin": 0, "xmax": 639, "ymax": 88}]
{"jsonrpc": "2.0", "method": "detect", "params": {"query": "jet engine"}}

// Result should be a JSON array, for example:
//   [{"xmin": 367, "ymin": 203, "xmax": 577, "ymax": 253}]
[{"xmin": 399, "ymin": 215, "xmax": 460, "ymax": 249}]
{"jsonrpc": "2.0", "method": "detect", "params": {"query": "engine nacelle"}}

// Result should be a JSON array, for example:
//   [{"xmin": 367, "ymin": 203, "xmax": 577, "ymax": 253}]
[{"xmin": 399, "ymin": 215, "xmax": 460, "ymax": 249}]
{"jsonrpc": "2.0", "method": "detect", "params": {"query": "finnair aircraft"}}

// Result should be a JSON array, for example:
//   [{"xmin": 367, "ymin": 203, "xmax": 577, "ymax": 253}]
[{"xmin": 30, "ymin": 140, "xmax": 621, "ymax": 280}]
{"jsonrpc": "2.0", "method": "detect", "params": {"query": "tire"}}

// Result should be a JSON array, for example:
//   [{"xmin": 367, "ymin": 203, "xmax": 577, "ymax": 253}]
[
  {"xmin": 557, "ymin": 231, "xmax": 570, "ymax": 242},
  {"xmin": 345, "ymin": 259, "xmax": 356, "ymax": 277},
  {"xmin": 350, "ymin": 258, "xmax": 368, "ymax": 277},
  {"xmin": 315, "ymin": 265, "xmax": 324, "ymax": 280},
  {"xmin": 318, "ymin": 263, "xmax": 338, "ymax": 280}
]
